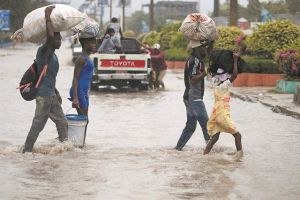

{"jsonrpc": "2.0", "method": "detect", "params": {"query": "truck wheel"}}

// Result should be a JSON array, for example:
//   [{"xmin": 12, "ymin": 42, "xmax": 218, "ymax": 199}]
[
  {"xmin": 91, "ymin": 83, "xmax": 98, "ymax": 91},
  {"xmin": 129, "ymin": 81, "xmax": 139, "ymax": 89},
  {"xmin": 138, "ymin": 84, "xmax": 149, "ymax": 91}
]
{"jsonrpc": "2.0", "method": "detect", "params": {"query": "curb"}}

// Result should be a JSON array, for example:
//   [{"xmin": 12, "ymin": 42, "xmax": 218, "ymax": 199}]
[
  {"xmin": 259, "ymin": 100, "xmax": 300, "ymax": 119},
  {"xmin": 231, "ymin": 91, "xmax": 300, "ymax": 120}
]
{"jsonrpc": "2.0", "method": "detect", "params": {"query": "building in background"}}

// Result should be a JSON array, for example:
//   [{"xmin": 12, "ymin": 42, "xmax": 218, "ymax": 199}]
[
  {"xmin": 47, "ymin": 0, "xmax": 71, "ymax": 4},
  {"xmin": 154, "ymin": 1, "xmax": 199, "ymax": 20}
]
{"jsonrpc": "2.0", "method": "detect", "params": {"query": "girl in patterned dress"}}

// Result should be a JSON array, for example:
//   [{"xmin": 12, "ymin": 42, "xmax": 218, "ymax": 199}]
[{"xmin": 203, "ymin": 52, "xmax": 243, "ymax": 156}]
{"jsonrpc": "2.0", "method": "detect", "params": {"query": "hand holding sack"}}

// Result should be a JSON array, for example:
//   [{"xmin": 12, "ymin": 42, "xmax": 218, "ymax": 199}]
[
  {"xmin": 179, "ymin": 13, "xmax": 218, "ymax": 43},
  {"xmin": 11, "ymin": 4, "xmax": 87, "ymax": 43}
]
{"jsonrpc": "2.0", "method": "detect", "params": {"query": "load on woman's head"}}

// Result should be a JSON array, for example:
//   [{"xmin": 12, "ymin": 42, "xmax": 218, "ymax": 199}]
[{"xmin": 208, "ymin": 49, "xmax": 244, "ymax": 76}]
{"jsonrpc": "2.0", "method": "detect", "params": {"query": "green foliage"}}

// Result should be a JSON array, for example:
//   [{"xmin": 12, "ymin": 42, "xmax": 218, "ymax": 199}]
[
  {"xmin": 137, "ymin": 33, "xmax": 146, "ymax": 43},
  {"xmin": 169, "ymin": 32, "xmax": 188, "ymax": 49},
  {"xmin": 160, "ymin": 23, "xmax": 181, "ymax": 33},
  {"xmin": 261, "ymin": 0, "xmax": 288, "ymax": 15},
  {"xmin": 165, "ymin": 48, "xmax": 188, "ymax": 61},
  {"xmin": 159, "ymin": 31, "xmax": 174, "ymax": 50},
  {"xmin": 286, "ymin": 0, "xmax": 300, "ymax": 14},
  {"xmin": 214, "ymin": 26, "xmax": 244, "ymax": 52},
  {"xmin": 142, "ymin": 31, "xmax": 161, "ymax": 46},
  {"xmin": 123, "ymin": 30, "xmax": 136, "ymax": 38},
  {"xmin": 125, "ymin": 11, "xmax": 148, "ymax": 36},
  {"xmin": 281, "ymin": 37, "xmax": 300, "ymax": 51},
  {"xmin": 158, "ymin": 23, "xmax": 183, "ymax": 50},
  {"xmin": 247, "ymin": 20, "xmax": 300, "ymax": 56},
  {"xmin": 242, "ymin": 55, "xmax": 282, "ymax": 74},
  {"xmin": 247, "ymin": 0, "xmax": 261, "ymax": 21}
]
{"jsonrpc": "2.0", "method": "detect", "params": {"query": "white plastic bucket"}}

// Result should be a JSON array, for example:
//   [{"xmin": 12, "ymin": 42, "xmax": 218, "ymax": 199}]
[{"xmin": 66, "ymin": 114, "xmax": 88, "ymax": 147}]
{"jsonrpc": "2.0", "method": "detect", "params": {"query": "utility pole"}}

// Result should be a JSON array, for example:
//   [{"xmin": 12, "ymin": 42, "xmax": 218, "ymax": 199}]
[
  {"xmin": 100, "ymin": 2, "xmax": 104, "ymax": 29},
  {"xmin": 150, "ymin": 0, "xmax": 154, "ymax": 31},
  {"xmin": 230, "ymin": 0, "xmax": 238, "ymax": 26},
  {"xmin": 110, "ymin": 0, "xmax": 113, "ymax": 20},
  {"xmin": 122, "ymin": 0, "xmax": 125, "ymax": 31},
  {"xmin": 213, "ymin": 0, "xmax": 220, "ymax": 17}
]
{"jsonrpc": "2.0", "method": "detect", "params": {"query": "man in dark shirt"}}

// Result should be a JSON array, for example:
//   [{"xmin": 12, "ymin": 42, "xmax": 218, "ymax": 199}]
[
  {"xmin": 175, "ymin": 43, "xmax": 213, "ymax": 151},
  {"xmin": 23, "ymin": 6, "xmax": 68, "ymax": 153}
]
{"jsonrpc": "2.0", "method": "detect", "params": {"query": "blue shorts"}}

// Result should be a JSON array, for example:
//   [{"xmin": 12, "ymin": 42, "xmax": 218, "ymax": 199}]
[{"xmin": 69, "ymin": 88, "xmax": 89, "ymax": 109}]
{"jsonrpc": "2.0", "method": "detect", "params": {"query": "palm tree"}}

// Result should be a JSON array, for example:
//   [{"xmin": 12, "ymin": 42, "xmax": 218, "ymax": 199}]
[{"xmin": 230, "ymin": 0, "xmax": 238, "ymax": 26}]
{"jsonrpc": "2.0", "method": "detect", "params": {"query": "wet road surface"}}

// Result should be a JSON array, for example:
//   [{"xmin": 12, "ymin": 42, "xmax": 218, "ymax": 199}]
[{"xmin": 0, "ymin": 43, "xmax": 299, "ymax": 200}]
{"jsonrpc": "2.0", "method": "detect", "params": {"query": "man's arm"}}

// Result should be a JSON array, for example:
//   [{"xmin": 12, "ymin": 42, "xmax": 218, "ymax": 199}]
[
  {"xmin": 189, "ymin": 60, "xmax": 206, "ymax": 85},
  {"xmin": 45, "ymin": 6, "xmax": 55, "ymax": 46},
  {"xmin": 190, "ymin": 70, "xmax": 206, "ymax": 85},
  {"xmin": 98, "ymin": 37, "xmax": 108, "ymax": 52},
  {"xmin": 229, "ymin": 53, "xmax": 239, "ymax": 83},
  {"xmin": 119, "ymin": 27, "xmax": 123, "ymax": 39}
]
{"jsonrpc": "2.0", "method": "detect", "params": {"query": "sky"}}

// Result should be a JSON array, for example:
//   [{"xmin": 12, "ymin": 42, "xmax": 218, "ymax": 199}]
[{"xmin": 70, "ymin": 0, "xmax": 249, "ymax": 23}]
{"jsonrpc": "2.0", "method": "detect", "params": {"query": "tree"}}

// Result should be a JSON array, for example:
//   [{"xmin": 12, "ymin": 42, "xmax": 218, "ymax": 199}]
[
  {"xmin": 247, "ymin": 0, "xmax": 261, "ymax": 21},
  {"xmin": 229, "ymin": 0, "xmax": 238, "ymax": 26},
  {"xmin": 0, "ymin": 0, "xmax": 49, "ymax": 32},
  {"xmin": 286, "ymin": 0, "xmax": 300, "ymax": 14},
  {"xmin": 213, "ymin": 0, "xmax": 220, "ymax": 17},
  {"xmin": 125, "ymin": 11, "xmax": 148, "ymax": 35},
  {"xmin": 261, "ymin": 0, "xmax": 288, "ymax": 15},
  {"xmin": 150, "ymin": 0, "xmax": 154, "ymax": 31}
]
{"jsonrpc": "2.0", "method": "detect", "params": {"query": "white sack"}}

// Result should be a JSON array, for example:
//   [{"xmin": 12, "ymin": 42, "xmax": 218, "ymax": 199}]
[
  {"xmin": 72, "ymin": 18, "xmax": 99, "ymax": 39},
  {"xmin": 179, "ymin": 13, "xmax": 218, "ymax": 42},
  {"xmin": 11, "ymin": 4, "xmax": 87, "ymax": 43}
]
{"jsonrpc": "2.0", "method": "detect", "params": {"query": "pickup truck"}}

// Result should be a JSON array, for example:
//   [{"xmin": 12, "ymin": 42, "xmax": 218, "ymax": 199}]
[{"xmin": 90, "ymin": 38, "xmax": 151, "ymax": 90}]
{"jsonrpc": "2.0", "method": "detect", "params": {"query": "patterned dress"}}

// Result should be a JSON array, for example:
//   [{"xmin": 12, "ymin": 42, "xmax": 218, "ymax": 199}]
[{"xmin": 207, "ymin": 79, "xmax": 237, "ymax": 136}]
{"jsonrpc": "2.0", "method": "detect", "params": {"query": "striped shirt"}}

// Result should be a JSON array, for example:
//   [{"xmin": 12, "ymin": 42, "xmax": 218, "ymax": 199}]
[{"xmin": 187, "ymin": 56, "xmax": 205, "ymax": 101}]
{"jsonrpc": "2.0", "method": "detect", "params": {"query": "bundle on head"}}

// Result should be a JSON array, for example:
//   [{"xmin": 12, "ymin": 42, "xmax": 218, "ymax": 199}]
[{"xmin": 208, "ymin": 50, "xmax": 244, "ymax": 76}]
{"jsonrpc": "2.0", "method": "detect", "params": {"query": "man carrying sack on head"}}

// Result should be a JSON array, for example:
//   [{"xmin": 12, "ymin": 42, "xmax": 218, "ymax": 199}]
[{"xmin": 23, "ymin": 6, "xmax": 68, "ymax": 153}]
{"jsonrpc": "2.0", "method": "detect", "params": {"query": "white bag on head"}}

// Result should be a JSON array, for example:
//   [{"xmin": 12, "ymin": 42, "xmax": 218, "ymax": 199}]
[
  {"xmin": 11, "ymin": 4, "xmax": 87, "ymax": 43},
  {"xmin": 72, "ymin": 18, "xmax": 100, "ymax": 40},
  {"xmin": 179, "ymin": 13, "xmax": 218, "ymax": 42}
]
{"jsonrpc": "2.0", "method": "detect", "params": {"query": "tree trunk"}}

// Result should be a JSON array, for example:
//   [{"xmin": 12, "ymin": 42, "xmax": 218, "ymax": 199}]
[
  {"xmin": 213, "ymin": 0, "xmax": 220, "ymax": 17},
  {"xmin": 110, "ymin": 0, "xmax": 112, "ymax": 20},
  {"xmin": 122, "ymin": 2, "xmax": 125, "ymax": 31},
  {"xmin": 230, "ymin": 0, "xmax": 238, "ymax": 26},
  {"xmin": 150, "ymin": 0, "xmax": 154, "ymax": 31}
]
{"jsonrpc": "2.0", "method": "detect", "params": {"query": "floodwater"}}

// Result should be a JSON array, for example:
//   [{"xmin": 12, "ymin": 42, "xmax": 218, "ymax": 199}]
[{"xmin": 0, "ymin": 43, "xmax": 299, "ymax": 200}]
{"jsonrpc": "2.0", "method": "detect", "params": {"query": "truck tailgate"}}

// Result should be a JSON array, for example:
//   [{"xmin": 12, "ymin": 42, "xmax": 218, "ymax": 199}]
[{"xmin": 91, "ymin": 54, "xmax": 150, "ymax": 71}]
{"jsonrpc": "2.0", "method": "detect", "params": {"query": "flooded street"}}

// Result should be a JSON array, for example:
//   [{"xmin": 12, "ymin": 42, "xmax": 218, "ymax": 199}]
[{"xmin": 0, "ymin": 43, "xmax": 299, "ymax": 200}]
